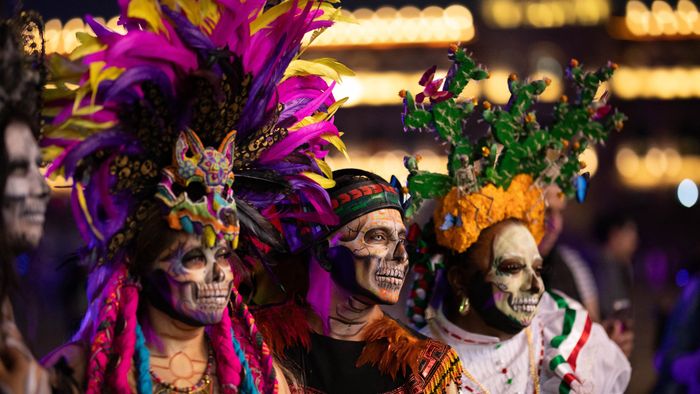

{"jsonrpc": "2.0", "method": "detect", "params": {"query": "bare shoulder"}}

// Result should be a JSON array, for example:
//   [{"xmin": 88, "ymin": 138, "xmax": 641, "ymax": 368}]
[{"xmin": 41, "ymin": 341, "xmax": 88, "ymax": 390}]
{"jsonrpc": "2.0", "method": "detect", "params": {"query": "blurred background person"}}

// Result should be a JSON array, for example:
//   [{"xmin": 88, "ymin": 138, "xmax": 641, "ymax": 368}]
[
  {"xmin": 593, "ymin": 211, "xmax": 638, "ymax": 357},
  {"xmin": 0, "ymin": 13, "xmax": 52, "ymax": 392},
  {"xmin": 653, "ymin": 254, "xmax": 700, "ymax": 394},
  {"xmin": 540, "ymin": 185, "xmax": 601, "ymax": 321}
]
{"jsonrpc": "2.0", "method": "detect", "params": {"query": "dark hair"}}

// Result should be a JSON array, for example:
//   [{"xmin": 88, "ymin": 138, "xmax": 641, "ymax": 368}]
[
  {"xmin": 593, "ymin": 211, "xmax": 636, "ymax": 243},
  {"xmin": 130, "ymin": 206, "xmax": 180, "ymax": 278}
]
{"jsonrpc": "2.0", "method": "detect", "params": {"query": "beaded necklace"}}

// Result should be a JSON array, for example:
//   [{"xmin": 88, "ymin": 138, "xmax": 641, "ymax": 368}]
[
  {"xmin": 134, "ymin": 324, "xmax": 258, "ymax": 394},
  {"xmin": 149, "ymin": 342, "xmax": 215, "ymax": 394}
]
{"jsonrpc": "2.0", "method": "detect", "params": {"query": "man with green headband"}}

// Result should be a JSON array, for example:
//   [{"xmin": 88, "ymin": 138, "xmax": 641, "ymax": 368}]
[{"xmin": 280, "ymin": 169, "xmax": 463, "ymax": 394}]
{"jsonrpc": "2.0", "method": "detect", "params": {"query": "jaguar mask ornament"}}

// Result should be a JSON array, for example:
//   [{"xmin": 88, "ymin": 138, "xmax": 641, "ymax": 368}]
[{"xmin": 157, "ymin": 129, "xmax": 240, "ymax": 250}]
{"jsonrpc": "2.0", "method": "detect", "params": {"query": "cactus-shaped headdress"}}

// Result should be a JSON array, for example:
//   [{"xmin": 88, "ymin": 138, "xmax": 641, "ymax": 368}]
[
  {"xmin": 402, "ymin": 45, "xmax": 625, "ymax": 253},
  {"xmin": 401, "ymin": 45, "xmax": 625, "ymax": 329}
]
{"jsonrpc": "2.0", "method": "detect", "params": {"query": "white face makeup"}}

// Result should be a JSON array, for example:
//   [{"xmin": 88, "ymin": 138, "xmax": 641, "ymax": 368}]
[
  {"xmin": 151, "ymin": 234, "xmax": 234, "ymax": 325},
  {"xmin": 485, "ymin": 222, "xmax": 544, "ymax": 327},
  {"xmin": 2, "ymin": 120, "xmax": 49, "ymax": 252},
  {"xmin": 331, "ymin": 209, "xmax": 408, "ymax": 304}
]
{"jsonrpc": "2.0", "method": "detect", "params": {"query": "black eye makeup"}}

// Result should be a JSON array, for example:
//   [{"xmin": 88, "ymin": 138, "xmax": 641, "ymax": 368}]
[
  {"xmin": 8, "ymin": 160, "xmax": 29, "ymax": 176},
  {"xmin": 182, "ymin": 249, "xmax": 207, "ymax": 269},
  {"xmin": 215, "ymin": 247, "xmax": 233, "ymax": 265},
  {"xmin": 497, "ymin": 259, "xmax": 525, "ymax": 274},
  {"xmin": 365, "ymin": 228, "xmax": 389, "ymax": 243}
]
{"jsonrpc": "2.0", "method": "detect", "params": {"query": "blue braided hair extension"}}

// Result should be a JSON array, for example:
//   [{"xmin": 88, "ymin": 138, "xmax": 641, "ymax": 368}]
[
  {"xmin": 134, "ymin": 324, "xmax": 153, "ymax": 394},
  {"xmin": 231, "ymin": 328, "xmax": 260, "ymax": 394}
]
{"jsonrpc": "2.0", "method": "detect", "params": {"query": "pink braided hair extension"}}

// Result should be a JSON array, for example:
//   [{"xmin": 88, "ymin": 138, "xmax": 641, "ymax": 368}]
[
  {"xmin": 85, "ymin": 264, "xmax": 128, "ymax": 394},
  {"xmin": 108, "ymin": 282, "xmax": 140, "ymax": 392},
  {"xmin": 230, "ymin": 285, "xmax": 278, "ymax": 394},
  {"xmin": 210, "ymin": 307, "xmax": 243, "ymax": 393}
]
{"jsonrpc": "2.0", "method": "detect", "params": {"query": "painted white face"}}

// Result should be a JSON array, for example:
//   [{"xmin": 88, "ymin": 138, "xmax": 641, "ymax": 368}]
[
  {"xmin": 486, "ymin": 222, "xmax": 544, "ymax": 327},
  {"xmin": 151, "ymin": 234, "xmax": 234, "ymax": 325},
  {"xmin": 331, "ymin": 209, "xmax": 408, "ymax": 304},
  {"xmin": 2, "ymin": 121, "xmax": 49, "ymax": 252}
]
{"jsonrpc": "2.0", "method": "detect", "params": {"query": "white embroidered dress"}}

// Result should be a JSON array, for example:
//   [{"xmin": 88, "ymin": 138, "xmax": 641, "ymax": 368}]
[{"xmin": 421, "ymin": 292, "xmax": 631, "ymax": 394}]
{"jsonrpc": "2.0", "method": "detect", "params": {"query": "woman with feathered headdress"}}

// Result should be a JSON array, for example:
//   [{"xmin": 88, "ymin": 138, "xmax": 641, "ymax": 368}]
[{"xmin": 39, "ymin": 0, "xmax": 349, "ymax": 392}]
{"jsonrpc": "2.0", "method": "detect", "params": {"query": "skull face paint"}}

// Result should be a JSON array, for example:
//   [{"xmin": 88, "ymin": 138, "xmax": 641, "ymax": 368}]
[
  {"xmin": 148, "ymin": 233, "xmax": 234, "ymax": 325},
  {"xmin": 2, "ymin": 121, "xmax": 49, "ymax": 253},
  {"xmin": 473, "ymin": 221, "xmax": 544, "ymax": 331},
  {"xmin": 329, "ymin": 209, "xmax": 408, "ymax": 304}
]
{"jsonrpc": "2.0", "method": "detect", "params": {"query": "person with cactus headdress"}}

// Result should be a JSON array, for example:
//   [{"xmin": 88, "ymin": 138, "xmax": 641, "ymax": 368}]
[
  {"xmin": 37, "ymin": 0, "xmax": 350, "ymax": 392},
  {"xmin": 400, "ymin": 45, "xmax": 631, "ymax": 393}
]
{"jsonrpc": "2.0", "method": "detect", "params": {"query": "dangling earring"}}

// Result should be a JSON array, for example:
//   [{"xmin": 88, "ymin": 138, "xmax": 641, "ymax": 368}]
[{"xmin": 458, "ymin": 295, "xmax": 470, "ymax": 315}]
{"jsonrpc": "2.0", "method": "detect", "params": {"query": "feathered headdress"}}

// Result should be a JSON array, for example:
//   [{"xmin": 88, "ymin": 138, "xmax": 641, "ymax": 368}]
[
  {"xmin": 400, "ymin": 44, "xmax": 625, "ymax": 327},
  {"xmin": 42, "ymin": 0, "xmax": 349, "ymax": 267},
  {"xmin": 41, "ymin": 0, "xmax": 349, "ymax": 392}
]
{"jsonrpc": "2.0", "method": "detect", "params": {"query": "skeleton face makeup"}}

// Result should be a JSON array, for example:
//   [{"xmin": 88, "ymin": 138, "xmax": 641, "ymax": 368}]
[
  {"xmin": 329, "ymin": 209, "xmax": 408, "ymax": 304},
  {"xmin": 469, "ymin": 222, "xmax": 544, "ymax": 333},
  {"xmin": 147, "ymin": 233, "xmax": 234, "ymax": 326},
  {"xmin": 2, "ymin": 120, "xmax": 49, "ymax": 253}
]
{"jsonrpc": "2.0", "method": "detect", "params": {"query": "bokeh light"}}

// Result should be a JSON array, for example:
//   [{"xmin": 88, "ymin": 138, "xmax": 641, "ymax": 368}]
[{"xmin": 677, "ymin": 178, "xmax": 699, "ymax": 207}]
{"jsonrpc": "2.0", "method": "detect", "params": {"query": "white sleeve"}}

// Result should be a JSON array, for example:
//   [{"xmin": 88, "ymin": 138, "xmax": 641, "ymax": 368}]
[{"xmin": 573, "ymin": 323, "xmax": 631, "ymax": 394}]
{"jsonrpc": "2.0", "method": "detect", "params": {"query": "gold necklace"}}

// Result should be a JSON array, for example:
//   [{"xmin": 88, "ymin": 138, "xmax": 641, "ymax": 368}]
[{"xmin": 461, "ymin": 327, "xmax": 541, "ymax": 394}]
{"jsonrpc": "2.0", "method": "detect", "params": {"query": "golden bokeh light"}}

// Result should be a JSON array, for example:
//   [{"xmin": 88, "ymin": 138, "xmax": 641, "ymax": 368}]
[
  {"xmin": 482, "ymin": 0, "xmax": 610, "ymax": 28},
  {"xmin": 617, "ymin": 0, "xmax": 700, "ymax": 39}
]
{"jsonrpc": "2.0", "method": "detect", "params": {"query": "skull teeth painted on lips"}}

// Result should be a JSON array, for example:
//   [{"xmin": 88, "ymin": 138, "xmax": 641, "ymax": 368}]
[
  {"xmin": 508, "ymin": 296, "xmax": 540, "ymax": 313},
  {"xmin": 375, "ymin": 267, "xmax": 405, "ymax": 290},
  {"xmin": 192, "ymin": 282, "xmax": 232, "ymax": 311}
]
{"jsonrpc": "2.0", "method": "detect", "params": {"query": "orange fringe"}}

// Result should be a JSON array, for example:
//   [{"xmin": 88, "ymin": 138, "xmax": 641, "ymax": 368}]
[
  {"xmin": 356, "ymin": 316, "xmax": 464, "ymax": 393},
  {"xmin": 356, "ymin": 317, "xmax": 423, "ymax": 379},
  {"xmin": 424, "ymin": 347, "xmax": 463, "ymax": 394},
  {"xmin": 252, "ymin": 300, "xmax": 312, "ymax": 356}
]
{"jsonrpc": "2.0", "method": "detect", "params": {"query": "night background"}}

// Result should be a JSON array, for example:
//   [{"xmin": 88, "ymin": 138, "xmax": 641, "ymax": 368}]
[{"xmin": 7, "ymin": 1, "xmax": 700, "ymax": 392}]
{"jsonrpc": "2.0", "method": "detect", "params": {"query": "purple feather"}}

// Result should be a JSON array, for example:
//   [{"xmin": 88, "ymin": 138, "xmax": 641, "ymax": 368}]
[
  {"xmin": 104, "ymin": 66, "xmax": 173, "ymax": 102},
  {"xmin": 62, "ymin": 130, "xmax": 139, "ymax": 177},
  {"xmin": 163, "ymin": 7, "xmax": 216, "ymax": 54},
  {"xmin": 284, "ymin": 81, "xmax": 335, "ymax": 123},
  {"xmin": 287, "ymin": 175, "xmax": 338, "ymax": 225},
  {"xmin": 85, "ymin": 15, "xmax": 122, "ymax": 46}
]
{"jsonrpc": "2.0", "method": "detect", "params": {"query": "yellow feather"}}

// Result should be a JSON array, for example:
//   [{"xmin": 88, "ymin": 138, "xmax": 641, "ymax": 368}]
[
  {"xmin": 76, "ymin": 183, "xmax": 105, "ymax": 241},
  {"xmin": 301, "ymin": 171, "xmax": 336, "ymax": 189},
  {"xmin": 41, "ymin": 146, "xmax": 65, "ymax": 162},
  {"xmin": 69, "ymin": 32, "xmax": 106, "ymax": 61},
  {"xmin": 314, "ymin": 157, "xmax": 333, "ymax": 179},
  {"xmin": 321, "ymin": 133, "xmax": 349, "ymax": 160},
  {"xmin": 83, "ymin": 62, "xmax": 124, "ymax": 112},
  {"xmin": 325, "ymin": 96, "xmax": 348, "ymax": 117},
  {"xmin": 251, "ymin": 1, "xmax": 294, "ymax": 34},
  {"xmin": 284, "ymin": 58, "xmax": 354, "ymax": 82},
  {"xmin": 165, "ymin": 0, "xmax": 220, "ymax": 32},
  {"xmin": 127, "ymin": 0, "xmax": 168, "ymax": 35}
]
